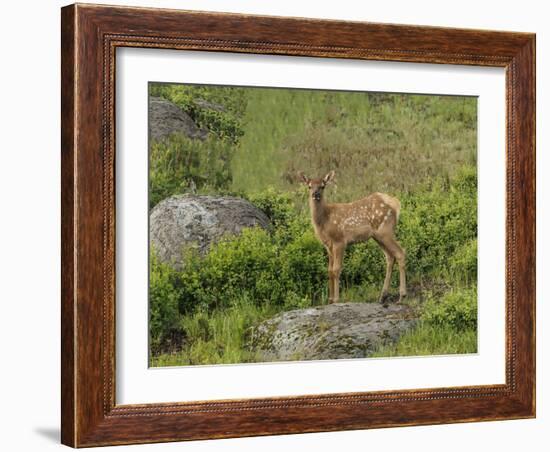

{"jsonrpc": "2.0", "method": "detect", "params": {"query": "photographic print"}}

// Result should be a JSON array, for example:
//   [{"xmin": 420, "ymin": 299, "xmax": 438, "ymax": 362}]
[{"xmin": 148, "ymin": 83, "xmax": 478, "ymax": 367}]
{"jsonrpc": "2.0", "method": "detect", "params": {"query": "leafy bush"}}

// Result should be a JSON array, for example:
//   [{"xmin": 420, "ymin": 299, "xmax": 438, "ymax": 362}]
[
  {"xmin": 149, "ymin": 134, "xmax": 235, "ymax": 209},
  {"xmin": 184, "ymin": 227, "xmax": 283, "ymax": 309},
  {"xmin": 174, "ymin": 225, "xmax": 327, "ymax": 311},
  {"xmin": 278, "ymin": 227, "xmax": 328, "ymax": 304},
  {"xmin": 149, "ymin": 253, "xmax": 184, "ymax": 354},
  {"xmin": 150, "ymin": 83, "xmax": 247, "ymax": 144},
  {"xmin": 398, "ymin": 165, "xmax": 477, "ymax": 278},
  {"xmin": 422, "ymin": 288, "xmax": 478, "ymax": 331},
  {"xmin": 246, "ymin": 188, "xmax": 296, "ymax": 229},
  {"xmin": 449, "ymin": 238, "xmax": 477, "ymax": 284},
  {"xmin": 341, "ymin": 241, "xmax": 387, "ymax": 288}
]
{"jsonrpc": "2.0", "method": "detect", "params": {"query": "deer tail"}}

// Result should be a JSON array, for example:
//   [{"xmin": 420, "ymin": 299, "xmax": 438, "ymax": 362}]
[
  {"xmin": 394, "ymin": 198, "xmax": 401, "ymax": 223},
  {"xmin": 378, "ymin": 193, "xmax": 401, "ymax": 223}
]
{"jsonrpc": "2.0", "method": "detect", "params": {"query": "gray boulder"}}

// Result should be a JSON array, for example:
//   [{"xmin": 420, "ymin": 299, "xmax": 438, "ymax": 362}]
[
  {"xmin": 248, "ymin": 302, "xmax": 418, "ymax": 362},
  {"xmin": 193, "ymin": 99, "xmax": 226, "ymax": 112},
  {"xmin": 150, "ymin": 195, "xmax": 271, "ymax": 268},
  {"xmin": 149, "ymin": 96, "xmax": 208, "ymax": 142}
]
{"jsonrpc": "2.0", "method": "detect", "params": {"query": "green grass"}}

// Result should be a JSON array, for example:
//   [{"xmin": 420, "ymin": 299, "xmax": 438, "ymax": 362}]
[
  {"xmin": 232, "ymin": 89, "xmax": 476, "ymax": 201},
  {"xmin": 371, "ymin": 323, "xmax": 477, "ymax": 358},
  {"xmin": 150, "ymin": 283, "xmax": 478, "ymax": 366},
  {"xmin": 151, "ymin": 296, "xmax": 278, "ymax": 366},
  {"xmin": 371, "ymin": 287, "xmax": 478, "ymax": 358}
]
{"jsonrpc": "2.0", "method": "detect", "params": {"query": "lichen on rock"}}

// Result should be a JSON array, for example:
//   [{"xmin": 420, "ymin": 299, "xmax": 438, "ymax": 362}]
[
  {"xmin": 150, "ymin": 195, "xmax": 271, "ymax": 269},
  {"xmin": 247, "ymin": 302, "xmax": 418, "ymax": 362}
]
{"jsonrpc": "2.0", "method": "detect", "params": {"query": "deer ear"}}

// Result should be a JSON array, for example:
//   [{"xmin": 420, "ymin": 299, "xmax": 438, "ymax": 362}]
[
  {"xmin": 298, "ymin": 171, "xmax": 310, "ymax": 185},
  {"xmin": 323, "ymin": 170, "xmax": 335, "ymax": 185}
]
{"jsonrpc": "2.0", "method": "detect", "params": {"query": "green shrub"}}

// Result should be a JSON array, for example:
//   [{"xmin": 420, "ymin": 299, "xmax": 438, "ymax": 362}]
[
  {"xmin": 398, "ymin": 165, "xmax": 477, "ymax": 278},
  {"xmin": 149, "ymin": 134, "xmax": 235, "ymax": 209},
  {"xmin": 149, "ymin": 253, "xmax": 184, "ymax": 354},
  {"xmin": 449, "ymin": 238, "xmax": 477, "ymax": 284},
  {"xmin": 246, "ymin": 188, "xmax": 296, "ymax": 229},
  {"xmin": 279, "ymin": 227, "xmax": 327, "ymax": 303},
  {"xmin": 150, "ymin": 83, "xmax": 247, "ymax": 144},
  {"xmin": 422, "ymin": 288, "xmax": 477, "ymax": 331},
  {"xmin": 341, "ymin": 241, "xmax": 386, "ymax": 288},
  {"xmin": 196, "ymin": 227, "xmax": 282, "ymax": 307}
]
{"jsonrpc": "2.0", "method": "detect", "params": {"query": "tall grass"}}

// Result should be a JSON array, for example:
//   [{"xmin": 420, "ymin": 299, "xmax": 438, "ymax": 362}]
[
  {"xmin": 149, "ymin": 134, "xmax": 234, "ymax": 209},
  {"xmin": 151, "ymin": 296, "xmax": 277, "ymax": 366},
  {"xmin": 372, "ymin": 288, "xmax": 478, "ymax": 357},
  {"xmin": 232, "ymin": 89, "xmax": 476, "ymax": 201},
  {"xmin": 370, "ymin": 323, "xmax": 477, "ymax": 358}
]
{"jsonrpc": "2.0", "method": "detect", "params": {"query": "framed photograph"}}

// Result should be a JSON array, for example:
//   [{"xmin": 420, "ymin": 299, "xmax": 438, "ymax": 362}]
[{"xmin": 61, "ymin": 3, "xmax": 535, "ymax": 447}]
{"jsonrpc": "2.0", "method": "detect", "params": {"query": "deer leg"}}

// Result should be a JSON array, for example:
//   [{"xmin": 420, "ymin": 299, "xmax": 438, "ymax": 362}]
[
  {"xmin": 379, "ymin": 246, "xmax": 395, "ymax": 304},
  {"xmin": 331, "ymin": 244, "xmax": 345, "ymax": 303},
  {"xmin": 325, "ymin": 245, "xmax": 335, "ymax": 303},
  {"xmin": 396, "ymin": 247, "xmax": 407, "ymax": 302},
  {"xmin": 378, "ymin": 235, "xmax": 407, "ymax": 303}
]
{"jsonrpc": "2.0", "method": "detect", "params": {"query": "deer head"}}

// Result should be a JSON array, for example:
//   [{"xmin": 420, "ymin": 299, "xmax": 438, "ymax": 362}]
[{"xmin": 298, "ymin": 170, "xmax": 335, "ymax": 202}]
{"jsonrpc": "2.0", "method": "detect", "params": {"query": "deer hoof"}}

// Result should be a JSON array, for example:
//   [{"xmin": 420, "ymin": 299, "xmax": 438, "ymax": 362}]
[
  {"xmin": 378, "ymin": 293, "xmax": 390, "ymax": 304},
  {"xmin": 397, "ymin": 293, "xmax": 407, "ymax": 304}
]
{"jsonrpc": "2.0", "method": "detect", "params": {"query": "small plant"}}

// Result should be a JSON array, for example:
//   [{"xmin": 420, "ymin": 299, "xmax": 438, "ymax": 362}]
[
  {"xmin": 246, "ymin": 188, "xmax": 296, "ymax": 229},
  {"xmin": 149, "ymin": 252, "xmax": 184, "ymax": 354},
  {"xmin": 448, "ymin": 239, "xmax": 477, "ymax": 284},
  {"xmin": 150, "ymin": 83, "xmax": 247, "ymax": 144},
  {"xmin": 422, "ymin": 288, "xmax": 478, "ymax": 331},
  {"xmin": 371, "ymin": 323, "xmax": 477, "ymax": 357},
  {"xmin": 149, "ymin": 134, "xmax": 235, "ymax": 209}
]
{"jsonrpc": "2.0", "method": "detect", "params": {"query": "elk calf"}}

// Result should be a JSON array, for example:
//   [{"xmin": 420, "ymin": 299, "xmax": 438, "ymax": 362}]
[{"xmin": 299, "ymin": 170, "xmax": 406, "ymax": 304}]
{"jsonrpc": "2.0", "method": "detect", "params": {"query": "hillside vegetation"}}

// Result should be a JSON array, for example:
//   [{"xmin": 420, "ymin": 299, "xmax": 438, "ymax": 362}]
[{"xmin": 149, "ymin": 83, "xmax": 478, "ymax": 366}]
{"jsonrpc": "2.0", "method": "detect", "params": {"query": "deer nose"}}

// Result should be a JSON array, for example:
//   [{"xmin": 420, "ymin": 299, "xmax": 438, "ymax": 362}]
[{"xmin": 313, "ymin": 191, "xmax": 321, "ymax": 201}]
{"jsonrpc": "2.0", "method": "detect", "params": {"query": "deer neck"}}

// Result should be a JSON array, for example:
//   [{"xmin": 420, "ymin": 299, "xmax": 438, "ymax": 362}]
[{"xmin": 309, "ymin": 197, "xmax": 329, "ymax": 227}]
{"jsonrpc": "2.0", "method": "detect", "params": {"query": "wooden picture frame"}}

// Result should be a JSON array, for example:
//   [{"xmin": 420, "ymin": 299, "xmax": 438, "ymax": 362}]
[{"xmin": 61, "ymin": 3, "xmax": 535, "ymax": 447}]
